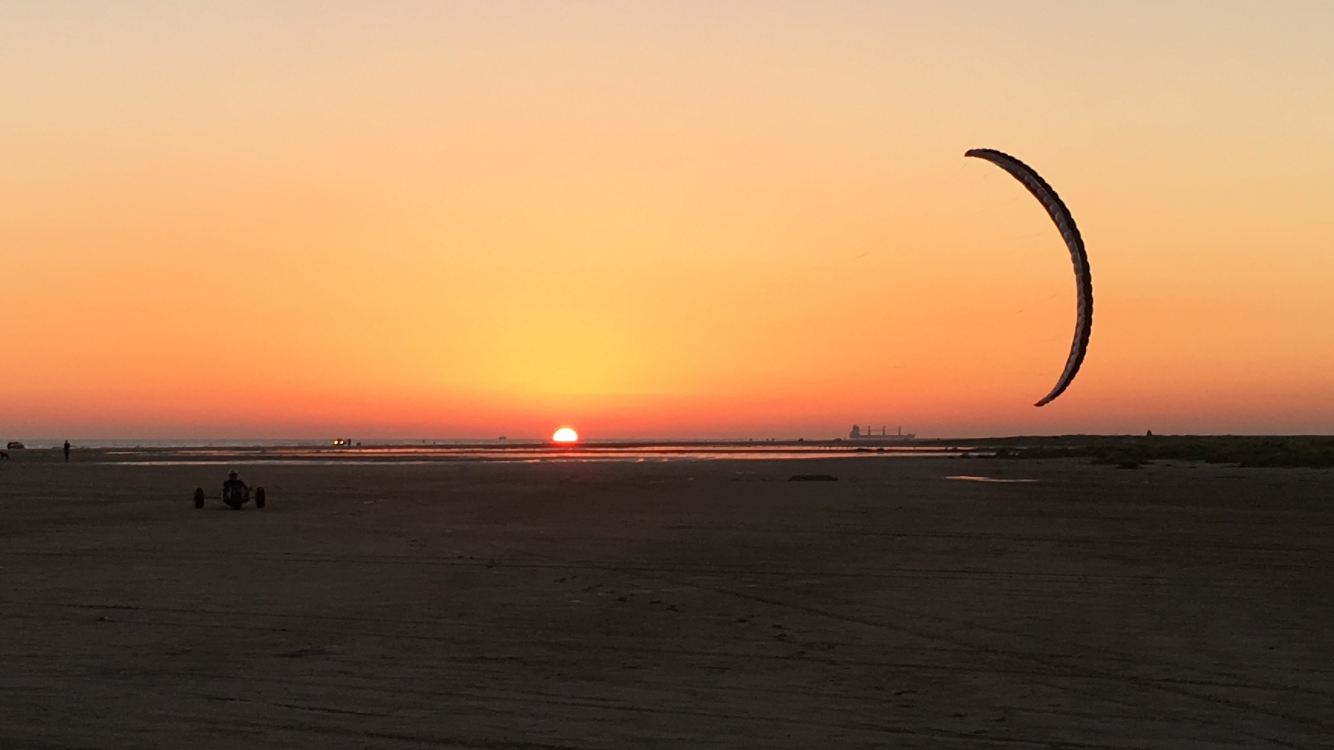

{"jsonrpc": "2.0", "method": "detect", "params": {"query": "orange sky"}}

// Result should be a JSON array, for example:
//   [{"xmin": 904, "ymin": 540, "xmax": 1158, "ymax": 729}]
[{"xmin": 3, "ymin": 1, "xmax": 1334, "ymax": 440}]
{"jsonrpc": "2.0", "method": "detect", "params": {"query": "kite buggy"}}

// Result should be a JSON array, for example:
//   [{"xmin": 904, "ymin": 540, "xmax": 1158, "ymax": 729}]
[{"xmin": 194, "ymin": 471, "xmax": 266, "ymax": 510}]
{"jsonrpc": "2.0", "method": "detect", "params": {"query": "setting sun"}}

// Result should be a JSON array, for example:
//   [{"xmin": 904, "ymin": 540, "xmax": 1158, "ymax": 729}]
[{"xmin": 552, "ymin": 428, "xmax": 579, "ymax": 443}]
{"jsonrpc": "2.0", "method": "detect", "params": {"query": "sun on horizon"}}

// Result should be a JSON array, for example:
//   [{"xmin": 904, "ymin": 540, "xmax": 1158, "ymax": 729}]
[{"xmin": 552, "ymin": 428, "xmax": 579, "ymax": 443}]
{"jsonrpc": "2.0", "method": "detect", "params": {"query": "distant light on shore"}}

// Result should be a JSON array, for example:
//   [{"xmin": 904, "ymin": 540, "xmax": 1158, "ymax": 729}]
[{"xmin": 552, "ymin": 428, "xmax": 579, "ymax": 443}]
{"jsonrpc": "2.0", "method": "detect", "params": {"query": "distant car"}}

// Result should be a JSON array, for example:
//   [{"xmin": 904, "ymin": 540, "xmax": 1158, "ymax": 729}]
[{"xmin": 6, "ymin": 442, "xmax": 24, "ymax": 450}]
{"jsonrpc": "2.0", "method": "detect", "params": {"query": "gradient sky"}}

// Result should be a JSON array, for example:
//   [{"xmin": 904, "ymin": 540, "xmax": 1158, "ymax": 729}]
[{"xmin": 3, "ymin": 1, "xmax": 1333, "ymax": 440}]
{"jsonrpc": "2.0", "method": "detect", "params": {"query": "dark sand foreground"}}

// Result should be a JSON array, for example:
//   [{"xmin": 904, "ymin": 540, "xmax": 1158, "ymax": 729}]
[{"xmin": 2, "ymin": 451, "xmax": 1332, "ymax": 748}]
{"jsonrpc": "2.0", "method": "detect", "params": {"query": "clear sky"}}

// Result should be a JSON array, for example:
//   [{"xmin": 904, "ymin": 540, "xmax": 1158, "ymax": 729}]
[{"xmin": 3, "ymin": 1, "xmax": 1333, "ymax": 440}]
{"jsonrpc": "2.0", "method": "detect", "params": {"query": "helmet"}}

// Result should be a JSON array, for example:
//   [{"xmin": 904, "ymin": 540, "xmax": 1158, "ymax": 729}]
[{"xmin": 228, "ymin": 471, "xmax": 239, "ymax": 478}]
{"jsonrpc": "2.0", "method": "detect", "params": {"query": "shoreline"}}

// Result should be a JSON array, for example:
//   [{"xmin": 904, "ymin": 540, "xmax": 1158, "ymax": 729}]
[{"xmin": 6, "ymin": 433, "xmax": 1334, "ymax": 468}]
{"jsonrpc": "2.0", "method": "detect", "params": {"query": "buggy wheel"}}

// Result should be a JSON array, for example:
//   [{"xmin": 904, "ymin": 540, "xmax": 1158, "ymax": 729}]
[
  {"xmin": 193, "ymin": 487, "xmax": 206, "ymax": 509},
  {"xmin": 255, "ymin": 487, "xmax": 266, "ymax": 509}
]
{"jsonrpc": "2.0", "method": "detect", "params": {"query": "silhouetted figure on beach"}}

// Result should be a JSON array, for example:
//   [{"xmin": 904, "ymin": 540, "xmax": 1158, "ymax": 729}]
[
  {"xmin": 63, "ymin": 441, "xmax": 70, "ymax": 462},
  {"xmin": 222, "ymin": 470, "xmax": 250, "ymax": 510}
]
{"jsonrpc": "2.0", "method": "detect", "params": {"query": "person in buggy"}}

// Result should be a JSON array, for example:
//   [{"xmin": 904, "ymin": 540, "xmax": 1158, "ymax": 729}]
[
  {"xmin": 222, "ymin": 470, "xmax": 250, "ymax": 509},
  {"xmin": 192, "ymin": 472, "xmax": 265, "ymax": 510}
]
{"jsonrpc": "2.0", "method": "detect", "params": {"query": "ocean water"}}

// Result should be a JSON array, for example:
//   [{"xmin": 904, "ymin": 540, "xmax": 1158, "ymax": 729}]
[{"xmin": 72, "ymin": 441, "xmax": 976, "ymax": 465}]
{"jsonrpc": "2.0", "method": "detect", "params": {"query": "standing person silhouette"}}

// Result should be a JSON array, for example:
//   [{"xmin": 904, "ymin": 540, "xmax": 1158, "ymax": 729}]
[{"xmin": 63, "ymin": 441, "xmax": 70, "ymax": 462}]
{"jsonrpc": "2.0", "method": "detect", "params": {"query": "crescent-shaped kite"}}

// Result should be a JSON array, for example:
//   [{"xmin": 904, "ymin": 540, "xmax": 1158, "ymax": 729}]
[{"xmin": 965, "ymin": 148, "xmax": 1092, "ymax": 407}]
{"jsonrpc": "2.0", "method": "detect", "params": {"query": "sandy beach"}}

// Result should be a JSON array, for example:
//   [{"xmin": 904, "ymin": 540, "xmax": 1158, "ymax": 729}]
[{"xmin": 2, "ymin": 450, "xmax": 1332, "ymax": 748}]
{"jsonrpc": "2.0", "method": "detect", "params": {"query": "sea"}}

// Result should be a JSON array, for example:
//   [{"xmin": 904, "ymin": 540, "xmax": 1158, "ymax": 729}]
[{"xmin": 12, "ymin": 438, "xmax": 977, "ymax": 465}]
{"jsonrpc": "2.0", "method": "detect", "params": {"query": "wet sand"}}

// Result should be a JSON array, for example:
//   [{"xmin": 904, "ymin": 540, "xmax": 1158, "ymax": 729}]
[{"xmin": 2, "ymin": 451, "xmax": 1332, "ymax": 748}]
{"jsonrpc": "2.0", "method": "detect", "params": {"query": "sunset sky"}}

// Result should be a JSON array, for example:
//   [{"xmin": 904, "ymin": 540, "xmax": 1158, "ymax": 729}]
[{"xmin": 4, "ymin": 1, "xmax": 1333, "ymax": 440}]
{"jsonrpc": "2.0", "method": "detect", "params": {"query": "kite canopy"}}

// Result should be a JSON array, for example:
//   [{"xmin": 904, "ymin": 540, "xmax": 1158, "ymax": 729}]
[{"xmin": 964, "ymin": 148, "xmax": 1092, "ymax": 407}]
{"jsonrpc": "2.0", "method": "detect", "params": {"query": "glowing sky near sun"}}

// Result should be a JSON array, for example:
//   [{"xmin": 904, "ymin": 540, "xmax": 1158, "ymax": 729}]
[{"xmin": 3, "ymin": 1, "xmax": 1334, "ymax": 439}]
